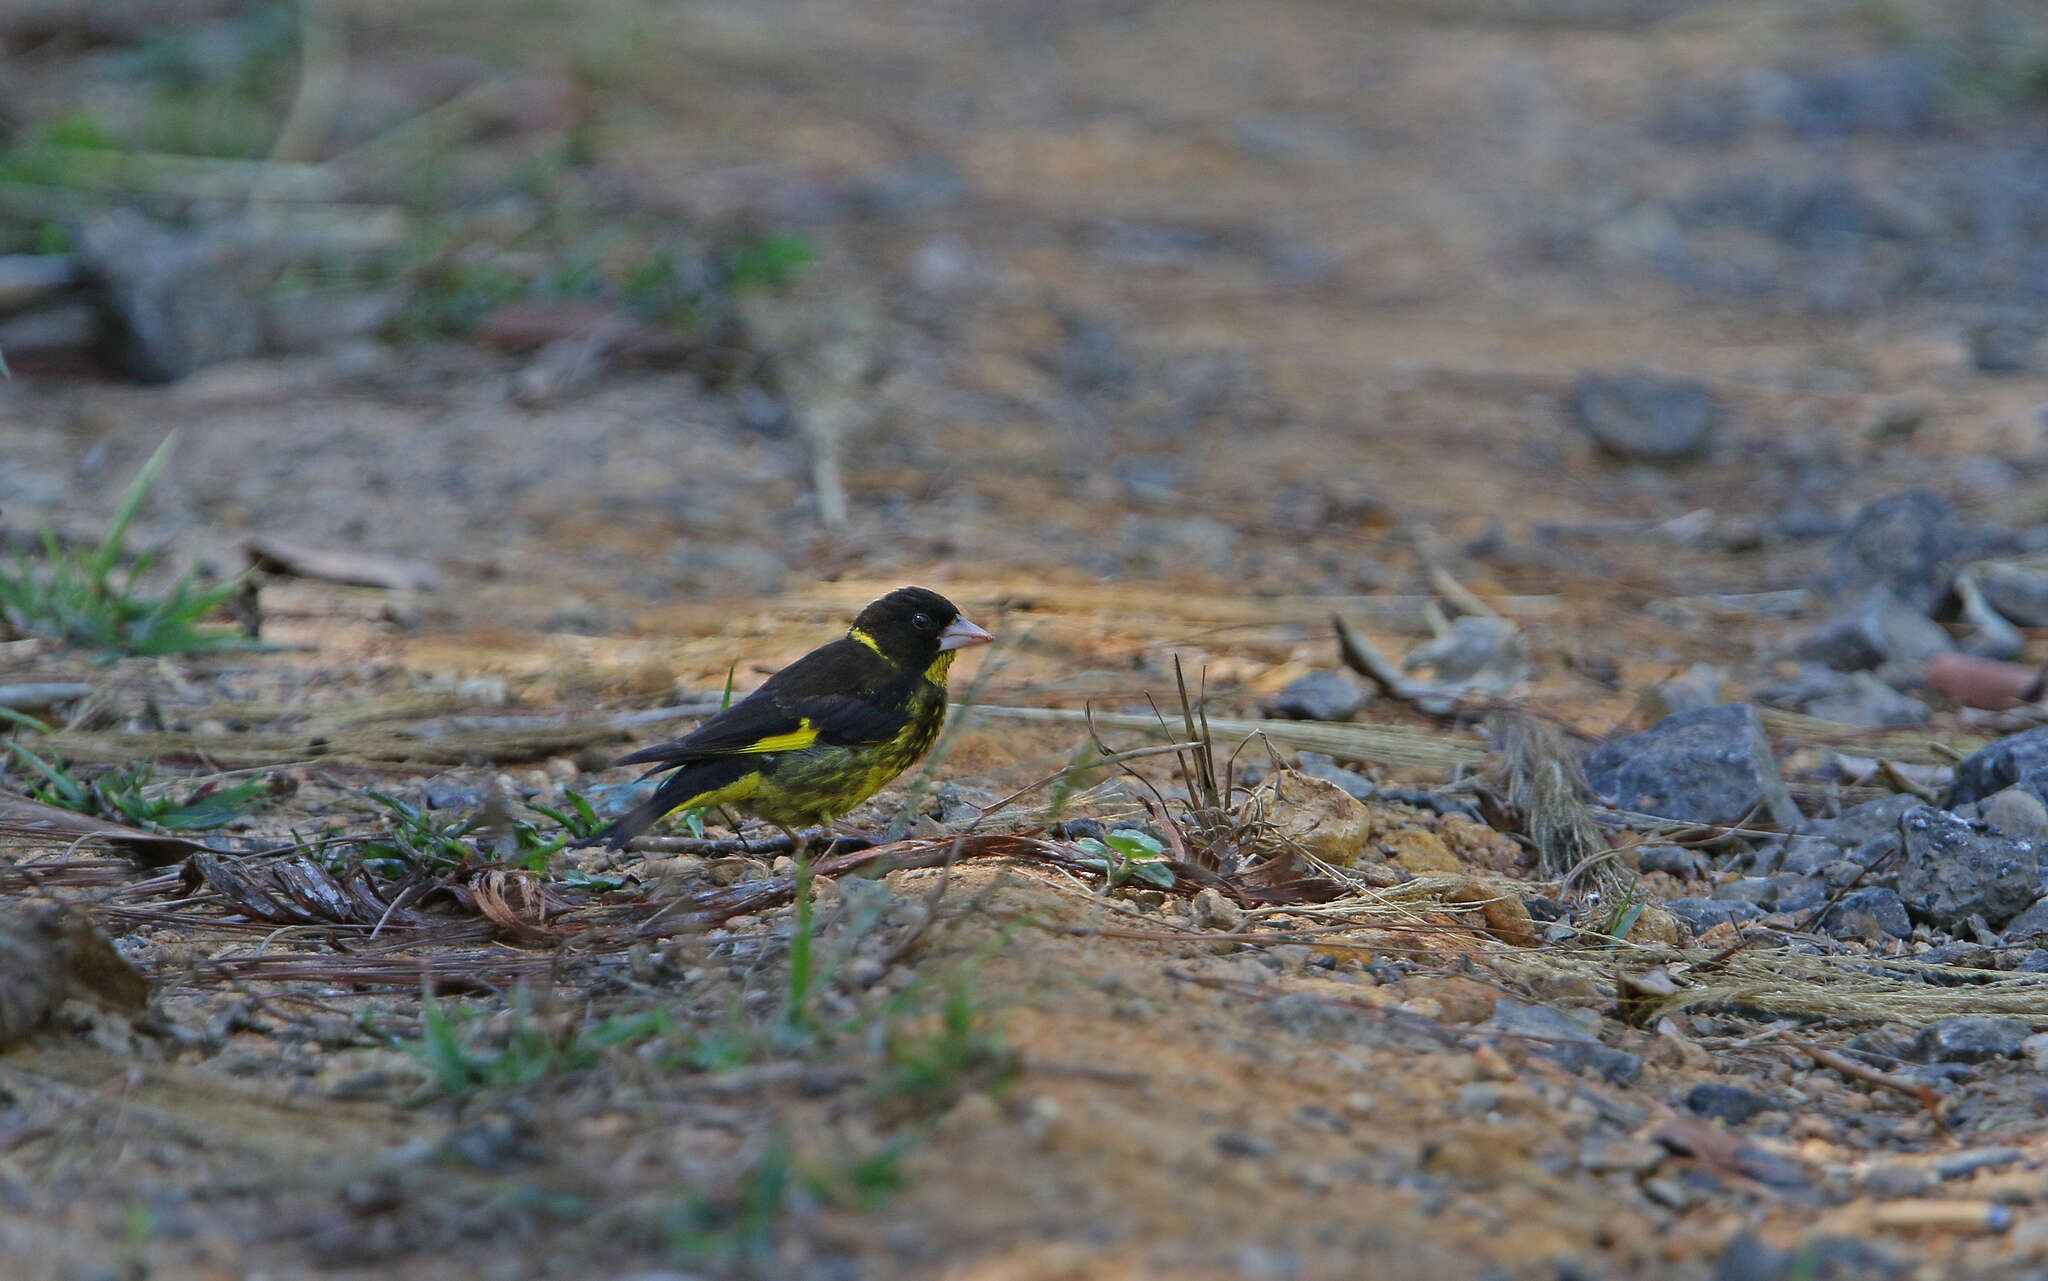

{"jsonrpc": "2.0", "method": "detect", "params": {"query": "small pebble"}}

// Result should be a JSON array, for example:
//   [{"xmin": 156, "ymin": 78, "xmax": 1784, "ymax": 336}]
[
  {"xmin": 1457, "ymin": 1083, "xmax": 1505, "ymax": 1114},
  {"xmin": 1192, "ymin": 887, "xmax": 1245, "ymax": 931},
  {"xmin": 1981, "ymin": 787, "xmax": 2048, "ymax": 840}
]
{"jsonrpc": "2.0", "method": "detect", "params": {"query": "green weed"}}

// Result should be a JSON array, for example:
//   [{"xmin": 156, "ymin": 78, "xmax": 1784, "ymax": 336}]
[
  {"xmin": 1073, "ymin": 827, "xmax": 1175, "ymax": 890},
  {"xmin": 1604, "ymin": 879, "xmax": 1644, "ymax": 946},
  {"xmin": 724, "ymin": 232, "xmax": 816, "ymax": 290},
  {"xmin": 408, "ymin": 986, "xmax": 672, "ymax": 1099},
  {"xmin": 877, "ymin": 976, "xmax": 1011, "ymax": 1104},
  {"xmin": 0, "ymin": 707, "xmax": 49, "ymax": 735},
  {"xmin": 6, "ymin": 744, "xmax": 268, "ymax": 832},
  {"xmin": 0, "ymin": 434, "xmax": 249, "ymax": 656},
  {"xmin": 620, "ymin": 246, "xmax": 711, "ymax": 329},
  {"xmin": 396, "ymin": 259, "xmax": 526, "ymax": 339},
  {"xmin": 669, "ymin": 1138, "xmax": 797, "ymax": 1269},
  {"xmin": 668, "ymin": 1135, "xmax": 909, "ymax": 1271}
]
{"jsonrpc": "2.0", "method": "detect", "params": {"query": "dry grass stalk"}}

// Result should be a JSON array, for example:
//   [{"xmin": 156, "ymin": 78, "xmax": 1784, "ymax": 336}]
[
  {"xmin": 1753, "ymin": 707, "xmax": 1989, "ymax": 767},
  {"xmin": 1489, "ymin": 711, "xmax": 1629, "ymax": 907},
  {"xmin": 968, "ymin": 705, "xmax": 1485, "ymax": 772},
  {"xmin": 1478, "ymin": 941, "xmax": 2048, "ymax": 1028}
]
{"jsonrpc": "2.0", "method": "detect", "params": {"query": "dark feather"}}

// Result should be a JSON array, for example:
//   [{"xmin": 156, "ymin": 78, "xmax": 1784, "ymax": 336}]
[
  {"xmin": 616, "ymin": 637, "xmax": 915, "ymax": 767},
  {"xmin": 590, "ymin": 756, "xmax": 756, "ymax": 851}
]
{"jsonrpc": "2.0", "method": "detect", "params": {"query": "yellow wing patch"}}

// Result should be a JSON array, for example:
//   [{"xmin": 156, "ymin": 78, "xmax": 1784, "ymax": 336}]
[{"xmin": 737, "ymin": 719, "xmax": 819, "ymax": 754}]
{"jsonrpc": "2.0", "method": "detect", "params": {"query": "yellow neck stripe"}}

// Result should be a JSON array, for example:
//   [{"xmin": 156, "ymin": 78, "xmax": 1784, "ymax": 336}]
[
  {"xmin": 850, "ymin": 627, "xmax": 884, "ymax": 656},
  {"xmin": 924, "ymin": 650, "xmax": 956, "ymax": 684}
]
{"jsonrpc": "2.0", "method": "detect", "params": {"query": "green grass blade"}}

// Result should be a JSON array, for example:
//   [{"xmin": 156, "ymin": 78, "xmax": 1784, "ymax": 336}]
[{"xmin": 90, "ymin": 432, "xmax": 178, "ymax": 586}]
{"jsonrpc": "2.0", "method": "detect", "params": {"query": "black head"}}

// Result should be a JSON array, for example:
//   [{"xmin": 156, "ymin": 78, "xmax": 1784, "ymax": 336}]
[{"xmin": 850, "ymin": 587, "xmax": 991, "ymax": 671}]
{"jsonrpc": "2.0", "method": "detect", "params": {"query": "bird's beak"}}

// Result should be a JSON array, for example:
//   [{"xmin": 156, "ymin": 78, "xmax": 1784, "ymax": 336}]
[{"xmin": 939, "ymin": 614, "xmax": 994, "ymax": 651}]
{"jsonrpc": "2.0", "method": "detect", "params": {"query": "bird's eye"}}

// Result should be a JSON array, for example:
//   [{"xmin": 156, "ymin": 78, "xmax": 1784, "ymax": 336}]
[{"xmin": 912, "ymin": 613, "xmax": 933, "ymax": 632}]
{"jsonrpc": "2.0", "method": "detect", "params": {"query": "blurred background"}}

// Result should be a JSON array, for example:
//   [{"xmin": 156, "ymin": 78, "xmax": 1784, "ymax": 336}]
[{"xmin": 5, "ymin": 0, "xmax": 2048, "ymax": 637}]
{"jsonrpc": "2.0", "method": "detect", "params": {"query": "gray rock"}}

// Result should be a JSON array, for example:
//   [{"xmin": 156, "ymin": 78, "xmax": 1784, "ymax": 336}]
[
  {"xmin": 583, "ymin": 779, "xmax": 660, "ymax": 818},
  {"xmin": 1712, "ymin": 869, "xmax": 1826, "ymax": 910},
  {"xmin": 422, "ymin": 776, "xmax": 486, "ymax": 811},
  {"xmin": 2002, "ymin": 896, "xmax": 2048, "ymax": 943},
  {"xmin": 1296, "ymin": 752, "xmax": 1375, "ymax": 800},
  {"xmin": 1712, "ymin": 1233, "xmax": 1900, "ymax": 1281},
  {"xmin": 1261, "ymin": 993, "xmax": 1384, "ymax": 1045},
  {"xmin": 1976, "ymin": 562, "xmax": 2048, "ymax": 628},
  {"xmin": 1914, "ymin": 1017, "xmax": 2031, "ymax": 1063},
  {"xmin": 1949, "ymin": 727, "xmax": 2048, "ymax": 807},
  {"xmin": 1755, "ymin": 664, "xmax": 1928, "ymax": 728},
  {"xmin": 1819, "ymin": 887, "xmax": 1913, "ymax": 942},
  {"xmin": 1403, "ymin": 616, "xmax": 1528, "ymax": 687},
  {"xmin": 1822, "ymin": 859, "xmax": 1870, "ymax": 887},
  {"xmin": 1932, "ymin": 1147, "xmax": 2023, "ymax": 1181},
  {"xmin": 1791, "ymin": 589, "xmax": 1952, "ymax": 672},
  {"xmin": 1981, "ymin": 786, "xmax": 2048, "ymax": 840},
  {"xmin": 1055, "ymin": 314, "xmax": 1134, "ymax": 399},
  {"xmin": 1583, "ymin": 703, "xmax": 1800, "ymax": 827},
  {"xmin": 1802, "ymin": 794, "xmax": 1924, "ymax": 849},
  {"xmin": 1918, "ymin": 942, "xmax": 1996, "ymax": 971},
  {"xmin": 1970, "ymin": 315, "xmax": 2039, "ymax": 374},
  {"xmin": 1665, "ymin": 898, "xmax": 1765, "ymax": 933},
  {"xmin": 1490, "ymin": 998, "xmax": 1640, "ymax": 1084},
  {"xmin": 1111, "ymin": 456, "xmax": 1185, "ymax": 506},
  {"xmin": 1957, "ymin": 570, "xmax": 2026, "ymax": 660},
  {"xmin": 1685, "ymin": 1082, "xmax": 1776, "ymax": 1125},
  {"xmin": 1894, "ymin": 807, "xmax": 2037, "ymax": 929},
  {"xmin": 1638, "ymin": 844, "xmax": 1709, "ymax": 878},
  {"xmin": 1770, "ymin": 877, "xmax": 1830, "ymax": 915},
  {"xmin": 77, "ymin": 209, "xmax": 265, "ymax": 383},
  {"xmin": 1770, "ymin": 56, "xmax": 1942, "ymax": 139},
  {"xmin": 1269, "ymin": 671, "xmax": 1363, "ymax": 722},
  {"xmin": 1565, "ymin": 371, "xmax": 1722, "ymax": 463},
  {"xmin": 1830, "ymin": 489, "xmax": 1969, "ymax": 613},
  {"xmin": 1642, "ymin": 662, "xmax": 1725, "ymax": 720},
  {"xmin": 1774, "ymin": 834, "xmax": 1845, "ymax": 876}
]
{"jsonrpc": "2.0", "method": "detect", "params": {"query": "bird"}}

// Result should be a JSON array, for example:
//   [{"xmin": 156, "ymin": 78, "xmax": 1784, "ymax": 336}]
[{"xmin": 583, "ymin": 586, "xmax": 992, "ymax": 854}]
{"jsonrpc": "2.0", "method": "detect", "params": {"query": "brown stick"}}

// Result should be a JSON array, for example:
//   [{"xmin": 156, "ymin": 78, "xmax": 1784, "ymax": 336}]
[{"xmin": 1787, "ymin": 1038, "xmax": 1949, "ymax": 1135}]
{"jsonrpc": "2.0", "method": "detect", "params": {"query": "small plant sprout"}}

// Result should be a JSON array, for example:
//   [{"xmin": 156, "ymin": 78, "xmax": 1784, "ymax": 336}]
[{"xmin": 1073, "ymin": 827, "xmax": 1175, "ymax": 890}]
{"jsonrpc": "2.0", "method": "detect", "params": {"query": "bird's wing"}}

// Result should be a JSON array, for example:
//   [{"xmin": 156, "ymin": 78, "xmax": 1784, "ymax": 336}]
[{"xmin": 614, "ymin": 640, "xmax": 915, "ymax": 769}]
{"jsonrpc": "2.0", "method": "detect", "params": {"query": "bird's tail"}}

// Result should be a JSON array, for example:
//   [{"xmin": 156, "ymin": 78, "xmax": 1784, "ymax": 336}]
[
  {"xmin": 577, "ymin": 791, "xmax": 672, "ymax": 852},
  {"xmin": 571, "ymin": 757, "xmax": 752, "ymax": 852}
]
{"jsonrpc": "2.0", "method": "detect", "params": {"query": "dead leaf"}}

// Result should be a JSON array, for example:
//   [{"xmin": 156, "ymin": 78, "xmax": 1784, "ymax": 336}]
[
  {"xmin": 0, "ymin": 792, "xmax": 207, "ymax": 866},
  {"xmin": 182, "ymin": 851, "xmax": 422, "ymax": 929}
]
